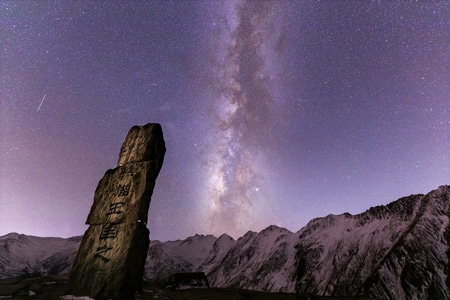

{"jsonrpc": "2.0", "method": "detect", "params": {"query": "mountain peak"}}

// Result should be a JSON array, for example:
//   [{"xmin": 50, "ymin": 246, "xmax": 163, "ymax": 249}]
[
  {"xmin": 1, "ymin": 232, "xmax": 21, "ymax": 239},
  {"xmin": 217, "ymin": 233, "xmax": 235, "ymax": 241},
  {"xmin": 261, "ymin": 224, "xmax": 291, "ymax": 233},
  {"xmin": 1, "ymin": 185, "xmax": 449, "ymax": 299}
]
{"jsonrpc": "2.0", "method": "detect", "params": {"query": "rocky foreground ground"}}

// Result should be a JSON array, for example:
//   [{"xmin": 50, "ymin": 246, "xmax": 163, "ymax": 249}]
[{"xmin": 0, "ymin": 275, "xmax": 385, "ymax": 300}]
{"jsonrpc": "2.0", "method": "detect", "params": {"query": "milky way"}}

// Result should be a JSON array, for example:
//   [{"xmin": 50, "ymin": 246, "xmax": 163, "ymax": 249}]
[
  {"xmin": 202, "ymin": 1, "xmax": 282, "ymax": 237},
  {"xmin": 1, "ymin": 1, "xmax": 449, "ymax": 241}
]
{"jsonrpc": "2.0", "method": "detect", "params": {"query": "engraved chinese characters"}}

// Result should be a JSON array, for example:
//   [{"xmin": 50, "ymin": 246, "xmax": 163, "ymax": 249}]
[
  {"xmin": 64, "ymin": 124, "xmax": 165, "ymax": 300},
  {"xmin": 86, "ymin": 162, "xmax": 159, "ymax": 225}
]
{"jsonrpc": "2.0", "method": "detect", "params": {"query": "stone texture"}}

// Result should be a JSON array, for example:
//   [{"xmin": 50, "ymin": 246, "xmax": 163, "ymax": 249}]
[
  {"xmin": 64, "ymin": 223, "xmax": 149, "ymax": 300},
  {"xmin": 86, "ymin": 162, "xmax": 159, "ymax": 225},
  {"xmin": 64, "ymin": 123, "xmax": 165, "ymax": 300},
  {"xmin": 117, "ymin": 123, "xmax": 165, "ymax": 169}
]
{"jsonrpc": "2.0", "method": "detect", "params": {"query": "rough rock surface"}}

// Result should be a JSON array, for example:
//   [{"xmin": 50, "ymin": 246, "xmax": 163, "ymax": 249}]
[
  {"xmin": 64, "ymin": 123, "xmax": 165, "ymax": 300},
  {"xmin": 117, "ymin": 123, "xmax": 165, "ymax": 169},
  {"xmin": 86, "ymin": 161, "xmax": 160, "ymax": 225}
]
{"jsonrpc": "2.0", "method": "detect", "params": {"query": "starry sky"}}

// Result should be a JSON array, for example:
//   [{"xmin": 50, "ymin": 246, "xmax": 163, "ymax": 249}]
[{"xmin": 1, "ymin": 1, "xmax": 449, "ymax": 241}]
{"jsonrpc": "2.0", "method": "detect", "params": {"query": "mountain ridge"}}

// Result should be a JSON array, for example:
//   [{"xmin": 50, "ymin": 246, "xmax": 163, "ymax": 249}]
[{"xmin": 1, "ymin": 185, "xmax": 449, "ymax": 300}]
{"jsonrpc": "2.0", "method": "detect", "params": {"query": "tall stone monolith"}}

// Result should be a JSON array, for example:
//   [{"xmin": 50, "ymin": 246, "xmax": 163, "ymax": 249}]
[{"xmin": 64, "ymin": 123, "xmax": 165, "ymax": 300}]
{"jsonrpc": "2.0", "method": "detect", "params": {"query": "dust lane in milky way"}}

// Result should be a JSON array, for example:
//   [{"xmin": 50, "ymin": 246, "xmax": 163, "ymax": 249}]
[
  {"xmin": 202, "ymin": 2, "xmax": 282, "ymax": 237},
  {"xmin": 1, "ymin": 1, "xmax": 449, "ymax": 241}
]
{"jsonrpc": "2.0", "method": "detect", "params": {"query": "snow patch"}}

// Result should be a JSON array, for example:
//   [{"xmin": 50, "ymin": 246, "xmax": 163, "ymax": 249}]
[{"xmin": 60, "ymin": 296, "xmax": 95, "ymax": 300}]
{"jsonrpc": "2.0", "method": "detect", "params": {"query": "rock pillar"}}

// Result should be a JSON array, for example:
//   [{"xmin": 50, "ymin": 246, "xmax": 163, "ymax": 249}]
[{"xmin": 64, "ymin": 123, "xmax": 165, "ymax": 300}]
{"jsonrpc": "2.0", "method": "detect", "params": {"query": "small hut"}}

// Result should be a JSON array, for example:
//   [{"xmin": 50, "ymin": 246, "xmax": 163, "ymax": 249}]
[{"xmin": 164, "ymin": 272, "xmax": 210, "ymax": 289}]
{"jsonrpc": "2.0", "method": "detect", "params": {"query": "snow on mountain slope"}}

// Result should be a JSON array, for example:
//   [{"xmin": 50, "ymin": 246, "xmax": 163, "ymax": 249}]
[
  {"xmin": 293, "ymin": 185, "xmax": 450, "ymax": 299},
  {"xmin": 203, "ymin": 233, "xmax": 235, "ymax": 268},
  {"xmin": 206, "ymin": 225, "xmax": 298, "ymax": 292},
  {"xmin": 144, "ymin": 185, "xmax": 450, "ymax": 299},
  {"xmin": 144, "ymin": 233, "xmax": 224, "ymax": 281},
  {"xmin": 293, "ymin": 199, "xmax": 423, "ymax": 294},
  {"xmin": 0, "ymin": 233, "xmax": 81, "ymax": 279}
]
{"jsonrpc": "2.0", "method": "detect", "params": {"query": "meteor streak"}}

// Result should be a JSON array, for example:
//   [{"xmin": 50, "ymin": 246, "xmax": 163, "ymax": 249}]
[{"xmin": 37, "ymin": 94, "xmax": 46, "ymax": 112}]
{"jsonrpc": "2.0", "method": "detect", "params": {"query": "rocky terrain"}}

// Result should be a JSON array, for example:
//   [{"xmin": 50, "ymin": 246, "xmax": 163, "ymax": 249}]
[
  {"xmin": 0, "ymin": 276, "xmax": 383, "ymax": 300},
  {"xmin": 1, "ymin": 185, "xmax": 449, "ymax": 300}
]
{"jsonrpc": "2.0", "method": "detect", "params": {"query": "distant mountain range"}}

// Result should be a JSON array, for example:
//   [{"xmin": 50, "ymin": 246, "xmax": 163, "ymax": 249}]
[{"xmin": 1, "ymin": 185, "xmax": 449, "ymax": 299}]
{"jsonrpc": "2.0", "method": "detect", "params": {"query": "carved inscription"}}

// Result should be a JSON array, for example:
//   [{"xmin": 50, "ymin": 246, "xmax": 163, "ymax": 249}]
[
  {"xmin": 99, "ymin": 224, "xmax": 119, "ymax": 239},
  {"xmin": 65, "ymin": 123, "xmax": 165, "ymax": 299},
  {"xmin": 106, "ymin": 202, "xmax": 125, "ymax": 215},
  {"xmin": 94, "ymin": 246, "xmax": 113, "ymax": 263},
  {"xmin": 113, "ymin": 184, "xmax": 131, "ymax": 197}
]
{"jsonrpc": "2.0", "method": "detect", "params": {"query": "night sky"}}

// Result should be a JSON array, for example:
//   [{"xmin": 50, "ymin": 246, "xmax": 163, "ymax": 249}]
[{"xmin": 1, "ymin": 1, "xmax": 449, "ymax": 241}]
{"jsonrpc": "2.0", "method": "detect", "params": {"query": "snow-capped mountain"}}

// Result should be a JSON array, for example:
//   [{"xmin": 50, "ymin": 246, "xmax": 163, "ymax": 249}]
[
  {"xmin": 0, "ymin": 233, "xmax": 81, "ymax": 278},
  {"xmin": 144, "ymin": 233, "xmax": 219, "ymax": 280},
  {"xmin": 143, "ymin": 185, "xmax": 450, "ymax": 299},
  {"xmin": 1, "ymin": 185, "xmax": 449, "ymax": 300},
  {"xmin": 293, "ymin": 185, "xmax": 450, "ymax": 299},
  {"xmin": 206, "ymin": 225, "xmax": 299, "ymax": 292}
]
